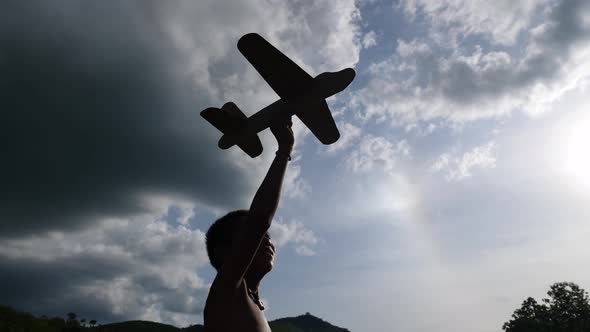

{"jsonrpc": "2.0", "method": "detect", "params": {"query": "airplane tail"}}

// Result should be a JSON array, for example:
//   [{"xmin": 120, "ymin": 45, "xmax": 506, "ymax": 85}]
[
  {"xmin": 200, "ymin": 102, "xmax": 263, "ymax": 158},
  {"xmin": 314, "ymin": 68, "xmax": 356, "ymax": 99}
]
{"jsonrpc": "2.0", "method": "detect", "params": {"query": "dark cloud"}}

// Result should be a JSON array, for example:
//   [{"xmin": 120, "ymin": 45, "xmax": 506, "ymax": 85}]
[
  {"xmin": 0, "ymin": 0, "xmax": 362, "ymax": 326},
  {"xmin": 0, "ymin": 255, "xmax": 133, "ymax": 322},
  {"xmin": 0, "ymin": 254, "xmax": 207, "ymax": 324},
  {"xmin": 0, "ymin": 1, "xmax": 254, "ymax": 236}
]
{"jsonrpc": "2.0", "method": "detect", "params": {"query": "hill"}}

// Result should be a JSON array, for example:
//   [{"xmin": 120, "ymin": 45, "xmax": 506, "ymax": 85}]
[
  {"xmin": 102, "ymin": 320, "xmax": 180, "ymax": 332},
  {"xmin": 182, "ymin": 312, "xmax": 349, "ymax": 332},
  {"xmin": 270, "ymin": 312, "xmax": 350, "ymax": 332},
  {"xmin": 0, "ymin": 305, "xmax": 349, "ymax": 332}
]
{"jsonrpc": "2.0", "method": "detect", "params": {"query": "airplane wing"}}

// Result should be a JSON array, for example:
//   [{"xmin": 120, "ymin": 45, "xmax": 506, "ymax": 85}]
[
  {"xmin": 235, "ymin": 135, "xmax": 263, "ymax": 158},
  {"xmin": 297, "ymin": 100, "xmax": 340, "ymax": 145},
  {"xmin": 201, "ymin": 103, "xmax": 263, "ymax": 158},
  {"xmin": 238, "ymin": 33, "xmax": 314, "ymax": 103},
  {"xmin": 201, "ymin": 107, "xmax": 240, "ymax": 134}
]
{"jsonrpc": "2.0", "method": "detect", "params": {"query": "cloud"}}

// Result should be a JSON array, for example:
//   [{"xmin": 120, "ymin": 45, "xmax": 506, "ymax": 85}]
[
  {"xmin": 399, "ymin": 0, "xmax": 542, "ymax": 45},
  {"xmin": 282, "ymin": 162, "xmax": 312, "ymax": 200},
  {"xmin": 431, "ymin": 141, "xmax": 497, "ymax": 181},
  {"xmin": 0, "ymin": 202, "xmax": 209, "ymax": 327},
  {"xmin": 0, "ymin": 0, "xmax": 363, "ymax": 326},
  {"xmin": 362, "ymin": 30, "xmax": 378, "ymax": 48},
  {"xmin": 277, "ymin": 0, "xmax": 362, "ymax": 72},
  {"xmin": 269, "ymin": 218, "xmax": 318, "ymax": 256},
  {"xmin": 404, "ymin": 121, "xmax": 438, "ymax": 136},
  {"xmin": 0, "ymin": 1, "xmax": 252, "ymax": 236},
  {"xmin": 350, "ymin": 0, "xmax": 590, "ymax": 124},
  {"xmin": 0, "ymin": 0, "xmax": 362, "ymax": 236},
  {"xmin": 345, "ymin": 134, "xmax": 410, "ymax": 173},
  {"xmin": 326, "ymin": 122, "xmax": 362, "ymax": 153}
]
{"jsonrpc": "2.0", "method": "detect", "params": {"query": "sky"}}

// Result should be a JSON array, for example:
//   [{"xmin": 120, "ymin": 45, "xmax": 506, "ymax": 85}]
[{"xmin": 1, "ymin": 0, "xmax": 590, "ymax": 331}]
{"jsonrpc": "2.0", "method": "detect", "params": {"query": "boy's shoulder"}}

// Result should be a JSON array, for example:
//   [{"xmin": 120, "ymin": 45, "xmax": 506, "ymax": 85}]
[
  {"xmin": 204, "ymin": 274, "xmax": 243, "ymax": 314},
  {"xmin": 204, "ymin": 276, "xmax": 224, "ymax": 327},
  {"xmin": 204, "ymin": 276, "xmax": 270, "ymax": 332}
]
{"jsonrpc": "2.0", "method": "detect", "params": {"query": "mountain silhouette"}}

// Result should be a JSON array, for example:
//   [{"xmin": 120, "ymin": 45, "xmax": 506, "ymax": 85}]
[
  {"xmin": 269, "ymin": 312, "xmax": 351, "ymax": 332},
  {"xmin": 0, "ymin": 305, "xmax": 349, "ymax": 332},
  {"xmin": 102, "ymin": 320, "xmax": 180, "ymax": 332},
  {"xmin": 182, "ymin": 312, "xmax": 349, "ymax": 332}
]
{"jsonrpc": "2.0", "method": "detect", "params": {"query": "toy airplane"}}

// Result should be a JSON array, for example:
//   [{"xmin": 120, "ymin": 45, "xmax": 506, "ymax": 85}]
[{"xmin": 201, "ymin": 33, "xmax": 356, "ymax": 158}]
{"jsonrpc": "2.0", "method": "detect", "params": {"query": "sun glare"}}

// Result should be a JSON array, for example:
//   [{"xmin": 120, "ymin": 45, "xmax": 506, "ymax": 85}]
[{"xmin": 565, "ymin": 116, "xmax": 590, "ymax": 189}]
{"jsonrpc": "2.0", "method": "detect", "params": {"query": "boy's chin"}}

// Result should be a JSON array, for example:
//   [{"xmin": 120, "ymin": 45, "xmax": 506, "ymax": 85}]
[
  {"xmin": 262, "ymin": 261, "xmax": 273, "ymax": 271},
  {"xmin": 255, "ymin": 260, "xmax": 273, "ymax": 273}
]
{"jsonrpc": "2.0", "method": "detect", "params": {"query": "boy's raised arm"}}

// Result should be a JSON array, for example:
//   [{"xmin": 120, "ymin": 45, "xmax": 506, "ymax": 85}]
[
  {"xmin": 216, "ymin": 118, "xmax": 294, "ymax": 288},
  {"xmin": 248, "ymin": 119, "xmax": 294, "ymax": 221}
]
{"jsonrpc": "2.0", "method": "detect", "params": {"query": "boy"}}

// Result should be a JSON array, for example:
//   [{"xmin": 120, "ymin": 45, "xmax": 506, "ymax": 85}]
[{"xmin": 204, "ymin": 118, "xmax": 294, "ymax": 332}]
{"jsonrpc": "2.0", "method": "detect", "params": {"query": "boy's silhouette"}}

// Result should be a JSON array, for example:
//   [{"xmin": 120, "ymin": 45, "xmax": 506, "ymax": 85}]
[{"xmin": 203, "ymin": 118, "xmax": 294, "ymax": 332}]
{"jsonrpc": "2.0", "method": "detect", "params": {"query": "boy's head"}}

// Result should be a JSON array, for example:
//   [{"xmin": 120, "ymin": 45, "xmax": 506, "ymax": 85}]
[{"xmin": 205, "ymin": 209, "xmax": 275, "ymax": 274}]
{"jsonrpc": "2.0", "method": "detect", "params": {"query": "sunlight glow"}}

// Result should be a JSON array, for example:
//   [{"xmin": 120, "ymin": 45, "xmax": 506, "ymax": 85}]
[
  {"xmin": 565, "ymin": 115, "xmax": 590, "ymax": 189},
  {"xmin": 373, "ymin": 173, "xmax": 417, "ymax": 217}
]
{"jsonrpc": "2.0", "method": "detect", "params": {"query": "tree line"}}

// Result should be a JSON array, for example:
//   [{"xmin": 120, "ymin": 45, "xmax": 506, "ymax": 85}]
[{"xmin": 1, "ymin": 281, "xmax": 589, "ymax": 331}]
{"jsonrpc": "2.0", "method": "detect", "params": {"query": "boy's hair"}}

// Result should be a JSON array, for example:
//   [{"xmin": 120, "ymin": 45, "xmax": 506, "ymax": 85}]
[{"xmin": 205, "ymin": 209, "xmax": 249, "ymax": 271}]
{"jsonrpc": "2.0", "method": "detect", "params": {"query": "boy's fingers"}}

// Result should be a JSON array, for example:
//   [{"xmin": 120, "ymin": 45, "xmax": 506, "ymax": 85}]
[{"xmin": 277, "ymin": 114, "xmax": 292, "ymax": 126}]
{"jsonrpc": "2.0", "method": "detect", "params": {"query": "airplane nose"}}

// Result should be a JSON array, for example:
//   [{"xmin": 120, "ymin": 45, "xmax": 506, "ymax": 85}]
[{"xmin": 343, "ymin": 67, "xmax": 356, "ymax": 80}]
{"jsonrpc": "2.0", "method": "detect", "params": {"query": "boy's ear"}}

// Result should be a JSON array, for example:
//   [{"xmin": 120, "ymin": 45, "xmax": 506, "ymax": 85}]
[
  {"xmin": 217, "ymin": 243, "xmax": 238, "ymax": 267},
  {"xmin": 217, "ymin": 246, "xmax": 229, "ymax": 261}
]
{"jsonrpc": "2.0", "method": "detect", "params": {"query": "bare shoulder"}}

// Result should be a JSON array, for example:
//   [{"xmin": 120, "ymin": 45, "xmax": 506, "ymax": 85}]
[
  {"xmin": 204, "ymin": 276, "xmax": 228, "ymax": 317},
  {"xmin": 204, "ymin": 275, "xmax": 271, "ymax": 332},
  {"xmin": 204, "ymin": 275, "xmax": 239, "ymax": 329}
]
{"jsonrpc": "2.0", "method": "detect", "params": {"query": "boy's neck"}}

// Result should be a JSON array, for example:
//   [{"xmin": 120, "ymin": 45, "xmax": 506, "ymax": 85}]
[{"xmin": 244, "ymin": 271, "xmax": 263, "ymax": 292}]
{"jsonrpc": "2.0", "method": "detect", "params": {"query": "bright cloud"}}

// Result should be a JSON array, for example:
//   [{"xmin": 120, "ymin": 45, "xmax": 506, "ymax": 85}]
[
  {"xmin": 326, "ymin": 122, "xmax": 362, "ymax": 153},
  {"xmin": 345, "ymin": 134, "xmax": 410, "ymax": 173},
  {"xmin": 362, "ymin": 30, "xmax": 378, "ymax": 48},
  {"xmin": 431, "ymin": 141, "xmax": 497, "ymax": 181},
  {"xmin": 399, "ymin": 0, "xmax": 543, "ymax": 45},
  {"xmin": 270, "ymin": 219, "xmax": 319, "ymax": 256},
  {"xmin": 283, "ymin": 162, "xmax": 312, "ymax": 200},
  {"xmin": 350, "ymin": 0, "xmax": 590, "ymax": 125}
]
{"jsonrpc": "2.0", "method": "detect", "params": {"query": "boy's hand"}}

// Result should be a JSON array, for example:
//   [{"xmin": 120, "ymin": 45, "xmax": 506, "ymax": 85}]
[{"xmin": 270, "ymin": 116, "xmax": 294, "ymax": 152}]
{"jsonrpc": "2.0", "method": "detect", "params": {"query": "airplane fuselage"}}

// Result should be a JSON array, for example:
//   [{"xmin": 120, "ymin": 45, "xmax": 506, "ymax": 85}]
[{"xmin": 219, "ymin": 68, "xmax": 354, "ymax": 149}]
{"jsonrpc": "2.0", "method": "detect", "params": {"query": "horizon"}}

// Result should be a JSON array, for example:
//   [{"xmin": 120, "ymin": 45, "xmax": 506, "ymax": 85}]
[
  {"xmin": 2, "ymin": 1, "xmax": 590, "ymax": 332},
  {"xmin": 1, "ymin": 306, "xmax": 344, "ymax": 330}
]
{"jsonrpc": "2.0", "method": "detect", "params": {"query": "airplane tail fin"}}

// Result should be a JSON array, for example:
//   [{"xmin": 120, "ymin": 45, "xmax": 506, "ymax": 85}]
[
  {"xmin": 200, "ymin": 102, "xmax": 263, "ymax": 158},
  {"xmin": 314, "ymin": 68, "xmax": 356, "ymax": 99}
]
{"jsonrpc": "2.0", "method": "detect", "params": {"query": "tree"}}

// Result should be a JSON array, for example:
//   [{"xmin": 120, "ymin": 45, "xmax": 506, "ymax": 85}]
[
  {"xmin": 66, "ymin": 312, "xmax": 80, "ymax": 328},
  {"xmin": 48, "ymin": 317, "xmax": 66, "ymax": 330},
  {"xmin": 503, "ymin": 282, "xmax": 590, "ymax": 332},
  {"xmin": 67, "ymin": 312, "xmax": 76, "ymax": 321},
  {"xmin": 89, "ymin": 319, "xmax": 97, "ymax": 327},
  {"xmin": 48, "ymin": 317, "xmax": 66, "ymax": 331}
]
